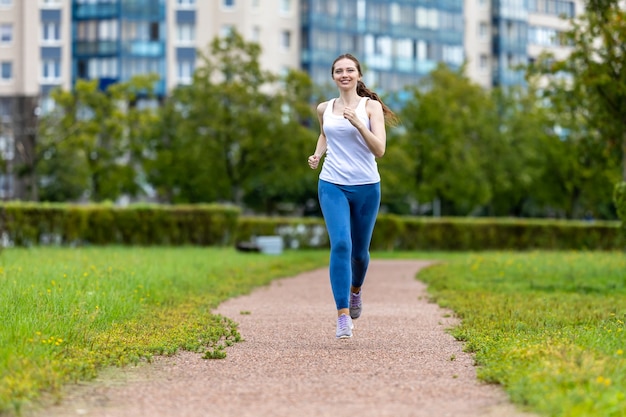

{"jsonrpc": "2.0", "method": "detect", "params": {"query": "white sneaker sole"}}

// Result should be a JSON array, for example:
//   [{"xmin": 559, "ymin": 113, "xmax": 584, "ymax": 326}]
[{"xmin": 336, "ymin": 323, "xmax": 354, "ymax": 339}]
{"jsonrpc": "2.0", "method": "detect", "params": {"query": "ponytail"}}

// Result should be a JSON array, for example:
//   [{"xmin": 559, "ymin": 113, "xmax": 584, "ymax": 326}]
[{"xmin": 356, "ymin": 80, "xmax": 400, "ymax": 127}]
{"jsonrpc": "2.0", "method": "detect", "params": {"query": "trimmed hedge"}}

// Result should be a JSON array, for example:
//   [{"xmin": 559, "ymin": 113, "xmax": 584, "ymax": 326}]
[
  {"xmin": 373, "ymin": 215, "xmax": 624, "ymax": 251},
  {"xmin": 236, "ymin": 215, "xmax": 623, "ymax": 251},
  {"xmin": 0, "ymin": 202, "xmax": 623, "ymax": 251},
  {"xmin": 0, "ymin": 202, "xmax": 239, "ymax": 246}
]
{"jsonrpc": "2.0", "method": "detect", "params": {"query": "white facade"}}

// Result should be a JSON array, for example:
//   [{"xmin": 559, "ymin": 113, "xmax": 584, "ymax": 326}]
[
  {"xmin": 0, "ymin": 0, "xmax": 72, "ymax": 98},
  {"xmin": 464, "ymin": 0, "xmax": 493, "ymax": 88},
  {"xmin": 166, "ymin": 0, "xmax": 301, "ymax": 92}
]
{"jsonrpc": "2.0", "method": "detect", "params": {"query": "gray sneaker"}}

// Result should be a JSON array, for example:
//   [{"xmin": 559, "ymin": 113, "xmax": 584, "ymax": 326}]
[
  {"xmin": 349, "ymin": 291, "xmax": 362, "ymax": 319},
  {"xmin": 335, "ymin": 314, "xmax": 354, "ymax": 339}
]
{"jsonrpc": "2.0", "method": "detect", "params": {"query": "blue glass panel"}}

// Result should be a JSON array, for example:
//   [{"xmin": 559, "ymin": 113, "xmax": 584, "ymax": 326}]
[
  {"xmin": 41, "ymin": 9, "xmax": 61, "ymax": 22},
  {"xmin": 41, "ymin": 47, "xmax": 62, "ymax": 60},
  {"xmin": 176, "ymin": 10, "xmax": 195, "ymax": 23},
  {"xmin": 176, "ymin": 47, "xmax": 195, "ymax": 60}
]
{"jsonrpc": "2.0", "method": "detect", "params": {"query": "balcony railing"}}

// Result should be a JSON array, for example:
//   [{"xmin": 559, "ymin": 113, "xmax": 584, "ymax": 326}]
[
  {"xmin": 121, "ymin": 40, "xmax": 164, "ymax": 57},
  {"xmin": 73, "ymin": 2, "xmax": 119, "ymax": 19},
  {"xmin": 74, "ymin": 40, "xmax": 119, "ymax": 56}
]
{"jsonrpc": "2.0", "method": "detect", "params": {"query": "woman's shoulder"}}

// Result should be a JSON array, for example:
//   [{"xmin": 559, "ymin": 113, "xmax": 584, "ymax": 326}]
[
  {"xmin": 364, "ymin": 97, "xmax": 383, "ymax": 111},
  {"xmin": 316, "ymin": 100, "xmax": 333, "ymax": 116}
]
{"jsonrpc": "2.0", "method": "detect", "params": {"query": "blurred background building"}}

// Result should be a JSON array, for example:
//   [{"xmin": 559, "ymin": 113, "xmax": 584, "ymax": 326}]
[{"xmin": 0, "ymin": 0, "xmax": 584, "ymax": 200}]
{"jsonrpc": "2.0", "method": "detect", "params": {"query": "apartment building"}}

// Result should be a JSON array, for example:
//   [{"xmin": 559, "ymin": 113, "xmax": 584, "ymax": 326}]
[
  {"xmin": 169, "ymin": 0, "xmax": 300, "ymax": 91},
  {"xmin": 464, "ymin": 0, "xmax": 584, "ymax": 88},
  {"xmin": 0, "ymin": 0, "xmax": 586, "ymax": 200},
  {"xmin": 0, "ymin": 0, "xmax": 71, "ymax": 199},
  {"xmin": 73, "ymin": 0, "xmax": 300, "ymax": 95},
  {"xmin": 301, "ymin": 0, "xmax": 465, "ymax": 101}
]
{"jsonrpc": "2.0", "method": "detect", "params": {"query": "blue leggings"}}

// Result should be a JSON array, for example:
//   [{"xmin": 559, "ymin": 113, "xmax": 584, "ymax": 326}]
[{"xmin": 318, "ymin": 179, "xmax": 381, "ymax": 310}]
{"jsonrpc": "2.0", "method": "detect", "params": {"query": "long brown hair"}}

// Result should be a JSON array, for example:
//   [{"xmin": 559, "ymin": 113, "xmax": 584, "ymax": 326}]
[{"xmin": 331, "ymin": 53, "xmax": 400, "ymax": 127}]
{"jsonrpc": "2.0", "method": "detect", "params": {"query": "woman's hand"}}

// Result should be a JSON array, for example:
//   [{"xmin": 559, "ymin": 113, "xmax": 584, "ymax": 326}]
[
  {"xmin": 308, "ymin": 154, "xmax": 321, "ymax": 169},
  {"xmin": 343, "ymin": 107, "xmax": 362, "ymax": 129}
]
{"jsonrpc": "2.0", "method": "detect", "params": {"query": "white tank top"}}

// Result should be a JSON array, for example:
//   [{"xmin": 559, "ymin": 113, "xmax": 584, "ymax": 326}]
[{"xmin": 319, "ymin": 97, "xmax": 380, "ymax": 185}]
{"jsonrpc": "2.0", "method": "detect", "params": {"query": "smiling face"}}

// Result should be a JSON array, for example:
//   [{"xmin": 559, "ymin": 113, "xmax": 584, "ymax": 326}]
[{"xmin": 331, "ymin": 57, "xmax": 362, "ymax": 91}]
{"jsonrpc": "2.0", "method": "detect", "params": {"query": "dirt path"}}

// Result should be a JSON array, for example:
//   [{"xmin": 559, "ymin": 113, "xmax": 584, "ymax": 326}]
[{"xmin": 27, "ymin": 260, "xmax": 535, "ymax": 417}]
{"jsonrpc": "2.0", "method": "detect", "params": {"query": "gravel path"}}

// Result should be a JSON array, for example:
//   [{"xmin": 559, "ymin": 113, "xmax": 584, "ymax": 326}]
[{"xmin": 27, "ymin": 259, "xmax": 536, "ymax": 417}]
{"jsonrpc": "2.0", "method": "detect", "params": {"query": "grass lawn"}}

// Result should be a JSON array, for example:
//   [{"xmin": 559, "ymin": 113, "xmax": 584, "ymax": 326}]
[
  {"xmin": 0, "ymin": 246, "xmax": 329, "ymax": 414},
  {"xmin": 1, "ymin": 247, "xmax": 624, "ymax": 416},
  {"xmin": 397, "ymin": 250, "xmax": 626, "ymax": 417}
]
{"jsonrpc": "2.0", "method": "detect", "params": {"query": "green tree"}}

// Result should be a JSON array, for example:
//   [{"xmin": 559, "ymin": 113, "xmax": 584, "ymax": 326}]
[
  {"xmin": 526, "ymin": 0, "xmax": 625, "ymax": 218},
  {"xmin": 534, "ymin": 83, "xmax": 620, "ymax": 218},
  {"xmin": 146, "ymin": 31, "xmax": 317, "ymax": 212},
  {"xmin": 241, "ymin": 69, "xmax": 318, "ymax": 214},
  {"xmin": 487, "ymin": 85, "xmax": 562, "ymax": 217},
  {"xmin": 533, "ymin": 0, "xmax": 626, "ymax": 181},
  {"xmin": 37, "ymin": 75, "xmax": 158, "ymax": 202},
  {"xmin": 377, "ymin": 128, "xmax": 418, "ymax": 214},
  {"xmin": 399, "ymin": 64, "xmax": 498, "ymax": 216}
]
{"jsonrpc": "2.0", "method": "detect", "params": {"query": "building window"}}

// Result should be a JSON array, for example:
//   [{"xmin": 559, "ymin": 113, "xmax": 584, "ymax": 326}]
[
  {"xmin": 77, "ymin": 21, "xmax": 98, "ymax": 41},
  {"xmin": 176, "ymin": 0, "xmax": 195, "ymax": 6},
  {"xmin": 42, "ymin": 0, "xmax": 61, "ymax": 6},
  {"xmin": 279, "ymin": 0, "xmax": 291, "ymax": 14},
  {"xmin": 177, "ymin": 23, "xmax": 195, "ymax": 43},
  {"xmin": 0, "ymin": 62, "xmax": 12, "ymax": 81},
  {"xmin": 220, "ymin": 25, "xmax": 234, "ymax": 38},
  {"xmin": 480, "ymin": 54, "xmax": 489, "ymax": 69},
  {"xmin": 0, "ymin": 24, "xmax": 12, "ymax": 44},
  {"xmin": 479, "ymin": 22, "xmax": 489, "ymax": 39},
  {"xmin": 177, "ymin": 59, "xmax": 194, "ymax": 84},
  {"xmin": 0, "ymin": 0, "xmax": 12, "ymax": 6},
  {"xmin": 251, "ymin": 26, "xmax": 260, "ymax": 42},
  {"xmin": 223, "ymin": 0, "xmax": 235, "ymax": 8},
  {"xmin": 390, "ymin": 3, "xmax": 400, "ymax": 24},
  {"xmin": 395, "ymin": 38, "xmax": 413, "ymax": 58},
  {"xmin": 443, "ymin": 45, "xmax": 463, "ymax": 65},
  {"xmin": 42, "ymin": 21, "xmax": 61, "ymax": 42},
  {"xmin": 416, "ymin": 8, "xmax": 438, "ymax": 30},
  {"xmin": 281, "ymin": 30, "xmax": 291, "ymax": 50},
  {"xmin": 0, "ymin": 135, "xmax": 14, "ymax": 161},
  {"xmin": 42, "ymin": 60, "xmax": 61, "ymax": 82},
  {"xmin": 528, "ymin": 0, "xmax": 575, "ymax": 17},
  {"xmin": 99, "ymin": 20, "xmax": 118, "ymax": 41},
  {"xmin": 150, "ymin": 22, "xmax": 159, "ymax": 41},
  {"xmin": 39, "ymin": 96, "xmax": 56, "ymax": 115}
]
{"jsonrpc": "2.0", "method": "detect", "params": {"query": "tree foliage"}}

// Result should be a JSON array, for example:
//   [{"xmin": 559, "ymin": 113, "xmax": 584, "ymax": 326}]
[
  {"xmin": 37, "ymin": 75, "xmax": 159, "ymax": 202},
  {"xmin": 531, "ymin": 0, "xmax": 626, "ymax": 181},
  {"xmin": 397, "ymin": 64, "xmax": 498, "ymax": 215},
  {"xmin": 145, "ymin": 31, "xmax": 317, "ymax": 212},
  {"xmin": 396, "ymin": 64, "xmax": 597, "ymax": 217}
]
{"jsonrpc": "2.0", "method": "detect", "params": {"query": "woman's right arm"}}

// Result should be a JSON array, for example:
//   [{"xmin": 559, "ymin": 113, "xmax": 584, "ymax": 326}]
[{"xmin": 308, "ymin": 102, "xmax": 328, "ymax": 170}]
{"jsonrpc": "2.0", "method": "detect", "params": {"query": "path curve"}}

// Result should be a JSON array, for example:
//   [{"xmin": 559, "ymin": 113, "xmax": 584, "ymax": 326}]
[{"xmin": 28, "ymin": 260, "xmax": 535, "ymax": 417}]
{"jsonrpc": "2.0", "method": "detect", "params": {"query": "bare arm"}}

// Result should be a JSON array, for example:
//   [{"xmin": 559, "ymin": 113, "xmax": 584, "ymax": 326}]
[
  {"xmin": 308, "ymin": 102, "xmax": 328, "ymax": 170},
  {"xmin": 343, "ymin": 99, "xmax": 386, "ymax": 158}
]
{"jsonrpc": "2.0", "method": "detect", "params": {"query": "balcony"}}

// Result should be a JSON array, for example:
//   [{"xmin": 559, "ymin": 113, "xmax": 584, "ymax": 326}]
[
  {"xmin": 73, "ymin": 2, "xmax": 119, "ymax": 19},
  {"xmin": 121, "ymin": 0, "xmax": 165, "ymax": 19},
  {"xmin": 74, "ymin": 40, "xmax": 119, "ymax": 56},
  {"xmin": 122, "ymin": 40, "xmax": 164, "ymax": 57}
]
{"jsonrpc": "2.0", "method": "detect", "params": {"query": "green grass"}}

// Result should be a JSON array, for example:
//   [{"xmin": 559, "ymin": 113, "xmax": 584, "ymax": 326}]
[
  {"xmin": 410, "ymin": 250, "xmax": 626, "ymax": 417},
  {"xmin": 2, "ymin": 247, "xmax": 625, "ymax": 417},
  {"xmin": 0, "ymin": 247, "xmax": 328, "ymax": 414}
]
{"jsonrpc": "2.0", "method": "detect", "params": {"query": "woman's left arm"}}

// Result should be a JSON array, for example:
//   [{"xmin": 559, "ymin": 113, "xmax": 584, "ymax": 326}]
[{"xmin": 346, "ymin": 100, "xmax": 386, "ymax": 158}]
